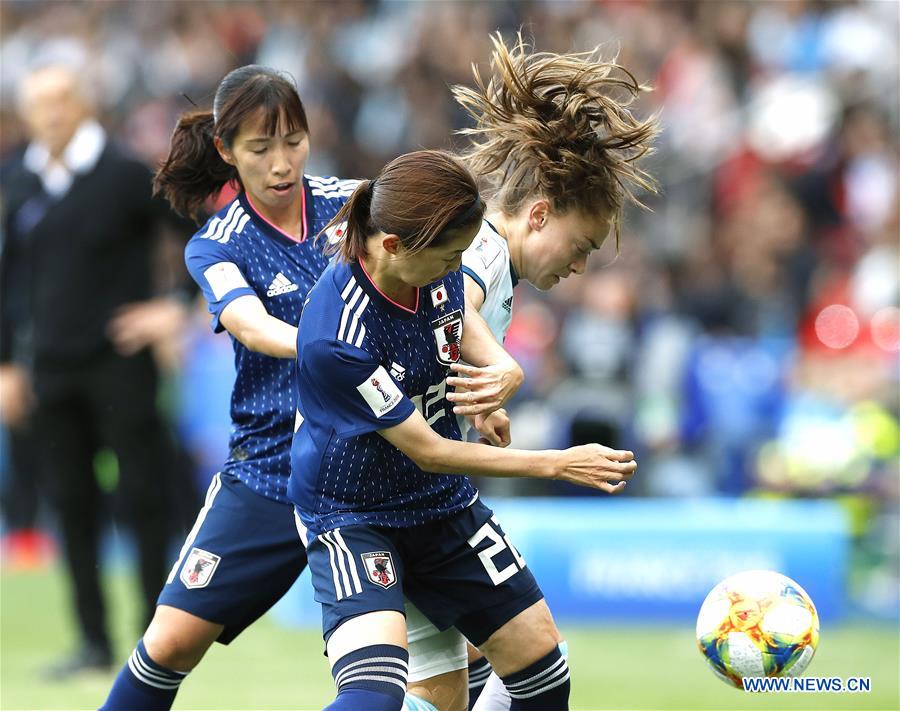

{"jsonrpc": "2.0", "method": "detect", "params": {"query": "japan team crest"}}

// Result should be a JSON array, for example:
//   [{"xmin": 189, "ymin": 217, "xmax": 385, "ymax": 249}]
[
  {"xmin": 180, "ymin": 547, "xmax": 221, "ymax": 589},
  {"xmin": 361, "ymin": 551, "xmax": 397, "ymax": 589},
  {"xmin": 431, "ymin": 309, "xmax": 463, "ymax": 365}
]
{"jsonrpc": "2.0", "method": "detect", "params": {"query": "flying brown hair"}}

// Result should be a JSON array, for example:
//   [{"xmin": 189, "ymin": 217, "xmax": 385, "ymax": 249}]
[{"xmin": 454, "ymin": 33, "xmax": 659, "ymax": 246}]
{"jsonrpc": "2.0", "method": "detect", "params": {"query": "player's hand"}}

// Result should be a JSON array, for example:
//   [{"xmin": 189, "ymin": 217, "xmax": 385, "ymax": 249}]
[
  {"xmin": 107, "ymin": 297, "xmax": 189, "ymax": 357},
  {"xmin": 473, "ymin": 409, "xmax": 511, "ymax": 447},
  {"xmin": 554, "ymin": 444, "xmax": 636, "ymax": 493},
  {"xmin": 0, "ymin": 364, "xmax": 34, "ymax": 428},
  {"xmin": 445, "ymin": 360, "xmax": 524, "ymax": 416}
]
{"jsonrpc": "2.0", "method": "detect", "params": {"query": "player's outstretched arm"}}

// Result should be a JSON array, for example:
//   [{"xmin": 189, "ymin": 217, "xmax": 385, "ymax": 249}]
[
  {"xmin": 219, "ymin": 294, "xmax": 298, "ymax": 358},
  {"xmin": 379, "ymin": 409, "xmax": 635, "ymax": 493}
]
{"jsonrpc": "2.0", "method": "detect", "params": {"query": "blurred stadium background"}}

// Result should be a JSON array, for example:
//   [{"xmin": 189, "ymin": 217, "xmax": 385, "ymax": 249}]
[{"xmin": 1, "ymin": 1, "xmax": 898, "ymax": 709}]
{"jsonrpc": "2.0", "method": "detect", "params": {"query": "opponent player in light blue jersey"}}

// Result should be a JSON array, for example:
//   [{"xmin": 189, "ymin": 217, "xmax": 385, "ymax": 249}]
[
  {"xmin": 456, "ymin": 33, "xmax": 658, "ymax": 343},
  {"xmin": 402, "ymin": 35, "xmax": 660, "ymax": 711},
  {"xmin": 101, "ymin": 65, "xmax": 360, "ymax": 709},
  {"xmin": 291, "ymin": 150, "xmax": 638, "ymax": 711}
]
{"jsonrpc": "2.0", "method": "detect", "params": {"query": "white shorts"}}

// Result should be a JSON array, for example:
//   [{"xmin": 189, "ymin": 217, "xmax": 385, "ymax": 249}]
[{"xmin": 406, "ymin": 601, "xmax": 468, "ymax": 683}]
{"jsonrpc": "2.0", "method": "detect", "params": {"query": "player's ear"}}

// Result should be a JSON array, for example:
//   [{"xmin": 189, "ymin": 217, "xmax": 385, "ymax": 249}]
[
  {"xmin": 527, "ymin": 199, "xmax": 550, "ymax": 232},
  {"xmin": 215, "ymin": 136, "xmax": 236, "ymax": 167},
  {"xmin": 382, "ymin": 234, "xmax": 404, "ymax": 256}
]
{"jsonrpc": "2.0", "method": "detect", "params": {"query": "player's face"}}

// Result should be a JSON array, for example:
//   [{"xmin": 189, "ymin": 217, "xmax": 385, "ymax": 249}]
[
  {"xmin": 525, "ymin": 207, "xmax": 611, "ymax": 290},
  {"xmin": 398, "ymin": 224, "xmax": 480, "ymax": 287},
  {"xmin": 219, "ymin": 109, "xmax": 309, "ymax": 214}
]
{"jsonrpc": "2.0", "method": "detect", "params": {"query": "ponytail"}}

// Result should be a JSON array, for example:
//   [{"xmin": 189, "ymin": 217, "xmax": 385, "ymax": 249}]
[
  {"xmin": 153, "ymin": 110, "xmax": 237, "ymax": 221},
  {"xmin": 322, "ymin": 179, "xmax": 376, "ymax": 262}
]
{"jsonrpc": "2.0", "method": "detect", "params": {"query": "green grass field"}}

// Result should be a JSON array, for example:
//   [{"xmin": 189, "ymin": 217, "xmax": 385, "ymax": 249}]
[{"xmin": 1, "ymin": 567, "xmax": 897, "ymax": 710}]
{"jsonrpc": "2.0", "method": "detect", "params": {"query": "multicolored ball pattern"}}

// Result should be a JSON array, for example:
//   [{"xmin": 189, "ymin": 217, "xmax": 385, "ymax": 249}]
[{"xmin": 696, "ymin": 570, "xmax": 819, "ymax": 689}]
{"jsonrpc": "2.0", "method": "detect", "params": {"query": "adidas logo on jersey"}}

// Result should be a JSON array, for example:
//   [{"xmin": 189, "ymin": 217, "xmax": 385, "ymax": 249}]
[
  {"xmin": 502, "ymin": 296, "xmax": 513, "ymax": 313},
  {"xmin": 267, "ymin": 272, "xmax": 299, "ymax": 297}
]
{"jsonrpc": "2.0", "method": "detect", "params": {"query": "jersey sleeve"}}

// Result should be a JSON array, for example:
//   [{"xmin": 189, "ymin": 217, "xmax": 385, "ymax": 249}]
[
  {"xmin": 461, "ymin": 232, "xmax": 507, "ymax": 302},
  {"xmin": 184, "ymin": 236, "xmax": 257, "ymax": 333},
  {"xmin": 300, "ymin": 338, "xmax": 416, "ymax": 438}
]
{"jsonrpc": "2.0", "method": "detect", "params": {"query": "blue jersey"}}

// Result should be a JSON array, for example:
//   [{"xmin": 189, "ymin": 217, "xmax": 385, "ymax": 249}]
[
  {"xmin": 288, "ymin": 258, "xmax": 479, "ymax": 536},
  {"xmin": 185, "ymin": 176, "xmax": 357, "ymax": 503}
]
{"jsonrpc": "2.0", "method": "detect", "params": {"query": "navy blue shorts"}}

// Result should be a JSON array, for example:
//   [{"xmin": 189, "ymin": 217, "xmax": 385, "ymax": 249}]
[
  {"xmin": 298, "ymin": 498, "xmax": 543, "ymax": 647},
  {"xmin": 158, "ymin": 473, "xmax": 306, "ymax": 644}
]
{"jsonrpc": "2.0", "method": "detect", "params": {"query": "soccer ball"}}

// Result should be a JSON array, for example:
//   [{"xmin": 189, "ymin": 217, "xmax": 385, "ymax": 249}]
[{"xmin": 696, "ymin": 570, "xmax": 819, "ymax": 688}]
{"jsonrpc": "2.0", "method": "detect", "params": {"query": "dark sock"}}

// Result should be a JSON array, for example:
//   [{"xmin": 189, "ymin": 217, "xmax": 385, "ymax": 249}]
[
  {"xmin": 501, "ymin": 646, "xmax": 570, "ymax": 710},
  {"xmin": 100, "ymin": 639, "xmax": 187, "ymax": 711},
  {"xmin": 324, "ymin": 644, "xmax": 408, "ymax": 711}
]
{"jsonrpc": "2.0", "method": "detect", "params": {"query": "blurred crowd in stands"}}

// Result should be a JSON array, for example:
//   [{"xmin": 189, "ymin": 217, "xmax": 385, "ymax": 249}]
[{"xmin": 1, "ymin": 0, "xmax": 898, "ymax": 616}]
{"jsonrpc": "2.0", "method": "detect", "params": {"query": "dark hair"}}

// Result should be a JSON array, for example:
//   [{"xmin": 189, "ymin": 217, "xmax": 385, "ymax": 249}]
[
  {"xmin": 323, "ymin": 150, "xmax": 484, "ymax": 262},
  {"xmin": 154, "ymin": 65, "xmax": 309, "ymax": 221},
  {"xmin": 454, "ymin": 33, "xmax": 659, "ymax": 247}
]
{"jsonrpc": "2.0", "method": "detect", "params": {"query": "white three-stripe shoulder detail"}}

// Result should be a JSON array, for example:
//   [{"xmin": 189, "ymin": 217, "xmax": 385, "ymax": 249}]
[
  {"xmin": 336, "ymin": 277, "xmax": 370, "ymax": 346},
  {"xmin": 201, "ymin": 202, "xmax": 250, "ymax": 244}
]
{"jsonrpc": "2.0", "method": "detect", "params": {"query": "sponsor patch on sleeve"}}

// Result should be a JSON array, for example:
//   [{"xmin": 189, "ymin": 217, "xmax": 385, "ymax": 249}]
[
  {"xmin": 203, "ymin": 261, "xmax": 250, "ymax": 301},
  {"xmin": 357, "ymin": 365, "xmax": 404, "ymax": 417}
]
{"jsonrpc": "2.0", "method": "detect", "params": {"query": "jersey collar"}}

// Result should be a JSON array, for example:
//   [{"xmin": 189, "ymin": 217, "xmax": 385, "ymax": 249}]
[
  {"xmin": 239, "ymin": 177, "xmax": 314, "ymax": 248},
  {"xmin": 350, "ymin": 258, "xmax": 419, "ymax": 320}
]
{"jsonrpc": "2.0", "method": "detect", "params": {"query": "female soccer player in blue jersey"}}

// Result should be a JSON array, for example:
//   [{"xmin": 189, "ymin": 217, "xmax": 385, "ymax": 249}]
[
  {"xmin": 100, "ymin": 65, "xmax": 363, "ymax": 709},
  {"xmin": 101, "ymin": 66, "xmax": 524, "ymax": 711},
  {"xmin": 291, "ymin": 150, "xmax": 638, "ymax": 711}
]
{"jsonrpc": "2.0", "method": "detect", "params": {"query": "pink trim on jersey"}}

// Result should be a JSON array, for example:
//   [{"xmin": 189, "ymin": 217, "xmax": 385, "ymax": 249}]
[
  {"xmin": 244, "ymin": 185, "xmax": 308, "ymax": 243},
  {"xmin": 357, "ymin": 257, "xmax": 419, "ymax": 314}
]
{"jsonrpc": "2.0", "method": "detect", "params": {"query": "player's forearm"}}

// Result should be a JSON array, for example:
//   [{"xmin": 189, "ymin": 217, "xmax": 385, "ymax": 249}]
[
  {"xmin": 460, "ymin": 307, "xmax": 513, "ymax": 369},
  {"xmin": 452, "ymin": 309, "xmax": 523, "ymax": 413},
  {"xmin": 232, "ymin": 315, "xmax": 297, "ymax": 358},
  {"xmin": 381, "ymin": 409, "xmax": 546, "ymax": 479},
  {"xmin": 417, "ymin": 437, "xmax": 556, "ymax": 481},
  {"xmin": 220, "ymin": 296, "xmax": 298, "ymax": 358}
]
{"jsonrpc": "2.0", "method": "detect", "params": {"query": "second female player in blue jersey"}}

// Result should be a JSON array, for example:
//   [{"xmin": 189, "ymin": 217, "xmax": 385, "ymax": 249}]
[
  {"xmin": 100, "ymin": 65, "xmax": 363, "ymax": 709},
  {"xmin": 291, "ymin": 150, "xmax": 637, "ymax": 711}
]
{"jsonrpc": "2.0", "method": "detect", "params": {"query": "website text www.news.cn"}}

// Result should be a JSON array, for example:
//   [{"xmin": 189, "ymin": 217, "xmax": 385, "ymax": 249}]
[{"xmin": 743, "ymin": 677, "xmax": 872, "ymax": 693}]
